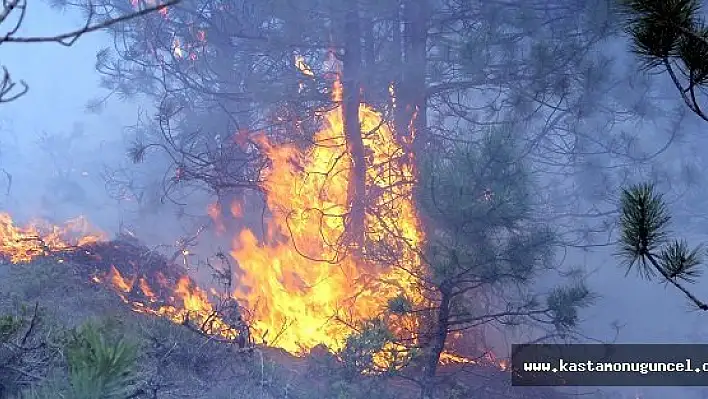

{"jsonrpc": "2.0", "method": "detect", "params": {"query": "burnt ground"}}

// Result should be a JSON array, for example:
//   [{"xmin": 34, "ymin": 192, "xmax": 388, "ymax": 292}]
[{"xmin": 0, "ymin": 238, "xmax": 603, "ymax": 399}]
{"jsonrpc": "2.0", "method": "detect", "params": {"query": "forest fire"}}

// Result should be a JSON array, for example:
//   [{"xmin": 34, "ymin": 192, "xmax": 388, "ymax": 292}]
[
  {"xmin": 0, "ymin": 213, "xmax": 238, "ymax": 341},
  {"xmin": 0, "ymin": 75, "xmax": 493, "ymax": 370}
]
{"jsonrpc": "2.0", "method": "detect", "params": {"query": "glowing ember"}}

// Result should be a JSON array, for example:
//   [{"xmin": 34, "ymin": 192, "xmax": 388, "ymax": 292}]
[{"xmin": 294, "ymin": 55, "xmax": 314, "ymax": 77}]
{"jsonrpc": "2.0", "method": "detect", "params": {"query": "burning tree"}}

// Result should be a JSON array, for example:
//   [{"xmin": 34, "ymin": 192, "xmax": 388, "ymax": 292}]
[{"xmin": 70, "ymin": 0, "xmax": 638, "ymax": 244}]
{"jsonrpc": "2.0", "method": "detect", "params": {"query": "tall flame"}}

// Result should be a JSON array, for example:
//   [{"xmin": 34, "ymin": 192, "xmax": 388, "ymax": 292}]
[{"xmin": 230, "ymin": 79, "xmax": 424, "ymax": 354}]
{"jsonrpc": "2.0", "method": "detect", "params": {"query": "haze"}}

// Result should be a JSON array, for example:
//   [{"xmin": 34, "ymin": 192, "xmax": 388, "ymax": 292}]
[{"xmin": 3, "ymin": 1, "xmax": 708, "ymax": 398}]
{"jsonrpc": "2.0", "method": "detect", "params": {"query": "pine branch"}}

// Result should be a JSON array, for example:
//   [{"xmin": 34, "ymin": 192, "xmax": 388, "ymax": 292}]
[
  {"xmin": 620, "ymin": 0, "xmax": 708, "ymax": 122},
  {"xmin": 617, "ymin": 182, "xmax": 708, "ymax": 311},
  {"xmin": 646, "ymin": 252, "xmax": 708, "ymax": 310}
]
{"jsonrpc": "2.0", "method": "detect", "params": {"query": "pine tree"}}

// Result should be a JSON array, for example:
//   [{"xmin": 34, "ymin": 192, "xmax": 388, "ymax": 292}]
[{"xmin": 620, "ymin": 0, "xmax": 708, "ymax": 121}]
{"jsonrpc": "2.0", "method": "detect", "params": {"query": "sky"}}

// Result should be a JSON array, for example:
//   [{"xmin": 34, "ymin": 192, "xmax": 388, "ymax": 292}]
[
  {"xmin": 5, "ymin": 3, "xmax": 708, "ymax": 399},
  {"xmin": 1, "ymin": 2, "xmax": 144, "ymax": 229}
]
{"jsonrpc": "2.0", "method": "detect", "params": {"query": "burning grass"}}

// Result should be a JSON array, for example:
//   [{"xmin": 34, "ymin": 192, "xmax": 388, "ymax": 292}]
[{"xmin": 0, "ymin": 213, "xmax": 104, "ymax": 263}]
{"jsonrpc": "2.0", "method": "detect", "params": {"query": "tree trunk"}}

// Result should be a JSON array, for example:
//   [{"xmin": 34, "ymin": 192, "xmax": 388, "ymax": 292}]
[
  {"xmin": 420, "ymin": 289, "xmax": 450, "ymax": 399},
  {"xmin": 402, "ymin": 0, "xmax": 429, "ymax": 152},
  {"xmin": 341, "ymin": 2, "xmax": 367, "ymax": 252},
  {"xmin": 361, "ymin": 13, "xmax": 376, "ymax": 104},
  {"xmin": 392, "ymin": 0, "xmax": 407, "ymax": 138}
]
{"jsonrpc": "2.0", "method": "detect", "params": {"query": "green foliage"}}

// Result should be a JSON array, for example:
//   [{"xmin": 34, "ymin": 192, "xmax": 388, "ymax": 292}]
[
  {"xmin": 418, "ymin": 126, "xmax": 547, "ymax": 286},
  {"xmin": 618, "ymin": 182, "xmax": 671, "ymax": 278},
  {"xmin": 547, "ymin": 284, "xmax": 595, "ymax": 331},
  {"xmin": 64, "ymin": 320, "xmax": 140, "ymax": 399},
  {"xmin": 620, "ymin": 0, "xmax": 708, "ymax": 120},
  {"xmin": 621, "ymin": 0, "xmax": 700, "ymax": 64},
  {"xmin": 419, "ymin": 126, "xmax": 533, "ymax": 233},
  {"xmin": 618, "ymin": 182, "xmax": 708, "ymax": 310},
  {"xmin": 417, "ymin": 125, "xmax": 570, "ymax": 338},
  {"xmin": 659, "ymin": 240, "xmax": 703, "ymax": 283},
  {"xmin": 618, "ymin": 182, "xmax": 705, "ymax": 280}
]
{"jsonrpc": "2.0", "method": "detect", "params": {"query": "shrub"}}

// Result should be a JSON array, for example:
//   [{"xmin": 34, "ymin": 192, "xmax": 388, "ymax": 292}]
[{"xmin": 64, "ymin": 320, "xmax": 140, "ymax": 399}]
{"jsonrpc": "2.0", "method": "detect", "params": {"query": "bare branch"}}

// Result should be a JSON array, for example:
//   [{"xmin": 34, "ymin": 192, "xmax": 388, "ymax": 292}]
[{"xmin": 1, "ymin": 0, "xmax": 180, "ymax": 46}]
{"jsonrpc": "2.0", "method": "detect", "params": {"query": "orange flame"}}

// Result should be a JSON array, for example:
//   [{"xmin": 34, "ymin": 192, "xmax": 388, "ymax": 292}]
[
  {"xmin": 109, "ymin": 264, "xmax": 134, "ymax": 293},
  {"xmin": 0, "ymin": 213, "xmax": 104, "ymax": 263},
  {"xmin": 228, "ymin": 76, "xmax": 424, "ymax": 354},
  {"xmin": 208, "ymin": 203, "xmax": 225, "ymax": 234},
  {"xmin": 103, "ymin": 266, "xmax": 237, "ymax": 339}
]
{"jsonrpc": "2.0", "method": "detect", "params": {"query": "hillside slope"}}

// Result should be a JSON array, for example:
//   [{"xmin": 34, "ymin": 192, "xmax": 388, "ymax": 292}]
[{"xmin": 0, "ymin": 253, "xmax": 578, "ymax": 399}]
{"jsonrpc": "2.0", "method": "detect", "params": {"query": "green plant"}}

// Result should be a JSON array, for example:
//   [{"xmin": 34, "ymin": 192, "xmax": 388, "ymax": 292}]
[
  {"xmin": 618, "ymin": 182, "xmax": 708, "ymax": 310},
  {"xmin": 65, "ymin": 320, "xmax": 140, "ymax": 399}
]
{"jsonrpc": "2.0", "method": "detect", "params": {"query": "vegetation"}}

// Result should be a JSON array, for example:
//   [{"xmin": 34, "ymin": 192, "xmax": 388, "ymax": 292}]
[
  {"xmin": 399, "ymin": 126, "xmax": 593, "ymax": 397},
  {"xmin": 0, "ymin": 260, "xmax": 281, "ymax": 399},
  {"xmin": 617, "ymin": 182, "xmax": 708, "ymax": 310},
  {"xmin": 619, "ymin": 0, "xmax": 708, "ymax": 122}
]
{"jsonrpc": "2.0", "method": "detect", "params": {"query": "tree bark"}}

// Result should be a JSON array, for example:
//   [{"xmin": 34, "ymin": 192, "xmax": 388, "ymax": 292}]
[
  {"xmin": 420, "ymin": 288, "xmax": 450, "ymax": 399},
  {"xmin": 392, "ymin": 0, "xmax": 407, "ymax": 138},
  {"xmin": 399, "ymin": 0, "xmax": 429, "ymax": 150},
  {"xmin": 341, "ymin": 2, "xmax": 367, "ymax": 252}
]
